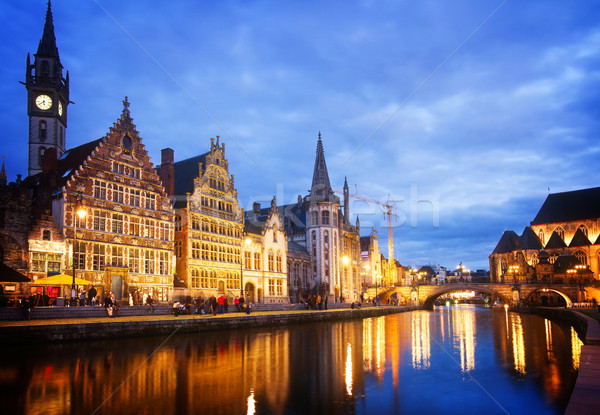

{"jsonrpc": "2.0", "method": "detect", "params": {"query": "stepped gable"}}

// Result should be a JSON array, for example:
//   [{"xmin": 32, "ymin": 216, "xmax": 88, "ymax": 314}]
[
  {"xmin": 531, "ymin": 187, "xmax": 600, "ymax": 225},
  {"xmin": 544, "ymin": 231, "xmax": 567, "ymax": 249},
  {"xmin": 569, "ymin": 228, "xmax": 592, "ymax": 247},
  {"xmin": 491, "ymin": 230, "xmax": 519, "ymax": 254},
  {"xmin": 516, "ymin": 226, "xmax": 543, "ymax": 250}
]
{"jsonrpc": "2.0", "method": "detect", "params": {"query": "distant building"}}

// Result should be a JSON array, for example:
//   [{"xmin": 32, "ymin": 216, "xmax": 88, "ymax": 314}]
[{"xmin": 490, "ymin": 187, "xmax": 600, "ymax": 284}]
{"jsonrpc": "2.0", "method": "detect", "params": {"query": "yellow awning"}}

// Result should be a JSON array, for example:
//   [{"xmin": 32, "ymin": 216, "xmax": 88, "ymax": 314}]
[{"xmin": 33, "ymin": 274, "xmax": 91, "ymax": 286}]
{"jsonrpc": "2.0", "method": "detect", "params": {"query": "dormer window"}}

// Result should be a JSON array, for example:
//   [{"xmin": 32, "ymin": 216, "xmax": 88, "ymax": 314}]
[{"xmin": 42, "ymin": 229, "xmax": 51, "ymax": 240}]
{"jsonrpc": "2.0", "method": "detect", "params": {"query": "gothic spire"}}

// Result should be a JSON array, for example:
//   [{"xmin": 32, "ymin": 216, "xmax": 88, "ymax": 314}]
[
  {"xmin": 310, "ymin": 132, "xmax": 333, "ymax": 202},
  {"xmin": 0, "ymin": 156, "xmax": 6, "ymax": 186},
  {"xmin": 37, "ymin": 1, "xmax": 60, "ymax": 58}
]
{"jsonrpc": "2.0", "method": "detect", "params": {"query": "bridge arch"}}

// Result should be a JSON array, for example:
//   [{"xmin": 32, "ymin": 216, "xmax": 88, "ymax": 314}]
[
  {"xmin": 524, "ymin": 287, "xmax": 573, "ymax": 308},
  {"xmin": 421, "ymin": 285, "xmax": 511, "ymax": 310}
]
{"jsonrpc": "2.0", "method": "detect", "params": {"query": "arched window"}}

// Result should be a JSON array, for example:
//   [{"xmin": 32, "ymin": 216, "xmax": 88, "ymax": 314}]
[
  {"xmin": 311, "ymin": 211, "xmax": 318, "ymax": 226},
  {"xmin": 549, "ymin": 252, "xmax": 559, "ymax": 264},
  {"xmin": 322, "ymin": 210, "xmax": 330, "ymax": 225},
  {"xmin": 538, "ymin": 229, "xmax": 545, "ymax": 245},
  {"xmin": 578, "ymin": 224, "xmax": 588, "ymax": 237},
  {"xmin": 40, "ymin": 60, "xmax": 49, "ymax": 77},
  {"xmin": 38, "ymin": 147, "xmax": 46, "ymax": 166},
  {"xmin": 531, "ymin": 252, "xmax": 538, "ymax": 267},
  {"xmin": 273, "ymin": 225, "xmax": 277, "ymax": 243},
  {"xmin": 276, "ymin": 251, "xmax": 282, "ymax": 272},
  {"xmin": 39, "ymin": 120, "xmax": 47, "ymax": 140},
  {"xmin": 42, "ymin": 229, "xmax": 51, "ymax": 240},
  {"xmin": 555, "ymin": 226, "xmax": 565, "ymax": 240},
  {"xmin": 574, "ymin": 250, "xmax": 587, "ymax": 265},
  {"xmin": 500, "ymin": 258, "xmax": 507, "ymax": 274}
]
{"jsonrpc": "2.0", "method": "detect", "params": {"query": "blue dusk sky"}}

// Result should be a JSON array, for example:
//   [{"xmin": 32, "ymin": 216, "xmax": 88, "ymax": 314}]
[{"xmin": 1, "ymin": 1, "xmax": 599, "ymax": 270}]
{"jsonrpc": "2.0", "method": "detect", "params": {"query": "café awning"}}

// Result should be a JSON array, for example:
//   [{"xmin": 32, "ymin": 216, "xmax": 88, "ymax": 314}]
[{"xmin": 33, "ymin": 274, "xmax": 91, "ymax": 286}]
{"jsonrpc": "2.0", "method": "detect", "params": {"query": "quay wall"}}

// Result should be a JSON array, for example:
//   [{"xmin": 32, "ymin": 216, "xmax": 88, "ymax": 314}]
[
  {"xmin": 513, "ymin": 307, "xmax": 600, "ymax": 415},
  {"xmin": 0, "ymin": 306, "xmax": 420, "ymax": 346}
]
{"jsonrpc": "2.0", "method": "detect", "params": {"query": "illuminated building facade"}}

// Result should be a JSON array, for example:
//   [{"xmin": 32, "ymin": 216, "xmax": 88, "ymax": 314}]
[{"xmin": 490, "ymin": 187, "xmax": 600, "ymax": 284}]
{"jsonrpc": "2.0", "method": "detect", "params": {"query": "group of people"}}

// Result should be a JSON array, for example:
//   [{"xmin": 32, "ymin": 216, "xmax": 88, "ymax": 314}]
[{"xmin": 172, "ymin": 294, "xmax": 253, "ymax": 316}]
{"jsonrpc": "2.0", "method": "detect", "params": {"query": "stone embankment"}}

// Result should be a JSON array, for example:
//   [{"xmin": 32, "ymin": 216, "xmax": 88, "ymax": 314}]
[
  {"xmin": 0, "ymin": 305, "xmax": 419, "ymax": 346},
  {"xmin": 515, "ymin": 307, "xmax": 600, "ymax": 415}
]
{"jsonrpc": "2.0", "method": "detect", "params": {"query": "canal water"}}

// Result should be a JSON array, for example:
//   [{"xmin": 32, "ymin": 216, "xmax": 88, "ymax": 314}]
[{"xmin": 0, "ymin": 305, "xmax": 582, "ymax": 414}]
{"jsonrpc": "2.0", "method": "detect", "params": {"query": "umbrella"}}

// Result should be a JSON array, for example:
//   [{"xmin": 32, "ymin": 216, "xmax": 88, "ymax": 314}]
[{"xmin": 33, "ymin": 274, "xmax": 91, "ymax": 286}]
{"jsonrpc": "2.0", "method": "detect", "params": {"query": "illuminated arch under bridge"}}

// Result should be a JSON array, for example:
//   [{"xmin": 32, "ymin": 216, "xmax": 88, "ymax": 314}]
[{"xmin": 369, "ymin": 283, "xmax": 580, "ymax": 310}]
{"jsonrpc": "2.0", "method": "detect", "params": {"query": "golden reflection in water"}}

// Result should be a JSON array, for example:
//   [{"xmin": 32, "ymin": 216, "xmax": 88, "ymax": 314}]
[
  {"xmin": 545, "ymin": 319, "xmax": 553, "ymax": 358},
  {"xmin": 411, "ymin": 312, "xmax": 431, "ymax": 369},
  {"xmin": 452, "ymin": 308, "xmax": 475, "ymax": 372},
  {"xmin": 571, "ymin": 326, "xmax": 583, "ymax": 370},
  {"xmin": 247, "ymin": 388, "xmax": 256, "ymax": 415},
  {"xmin": 345, "ymin": 343, "xmax": 353, "ymax": 396},
  {"xmin": 376, "ymin": 317, "xmax": 385, "ymax": 375},
  {"xmin": 362, "ymin": 318, "xmax": 373, "ymax": 372},
  {"xmin": 511, "ymin": 314, "xmax": 526, "ymax": 374}
]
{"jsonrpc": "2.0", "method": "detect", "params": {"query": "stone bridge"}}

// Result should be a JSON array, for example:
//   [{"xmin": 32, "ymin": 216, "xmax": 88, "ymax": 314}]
[{"xmin": 368, "ymin": 283, "xmax": 582, "ymax": 310}]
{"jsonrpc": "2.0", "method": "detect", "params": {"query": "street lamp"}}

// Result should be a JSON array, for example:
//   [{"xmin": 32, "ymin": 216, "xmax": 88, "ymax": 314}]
[
  {"xmin": 72, "ymin": 193, "xmax": 87, "ymax": 305},
  {"xmin": 507, "ymin": 265, "xmax": 519, "ymax": 283},
  {"xmin": 341, "ymin": 255, "xmax": 350, "ymax": 303},
  {"xmin": 375, "ymin": 274, "xmax": 381, "ymax": 304},
  {"xmin": 240, "ymin": 234, "xmax": 252, "ymax": 297}
]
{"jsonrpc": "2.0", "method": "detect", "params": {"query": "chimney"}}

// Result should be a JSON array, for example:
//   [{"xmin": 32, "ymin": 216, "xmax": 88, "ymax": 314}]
[
  {"xmin": 253, "ymin": 202, "xmax": 260, "ymax": 221},
  {"xmin": 160, "ymin": 148, "xmax": 175, "ymax": 197},
  {"xmin": 42, "ymin": 147, "xmax": 58, "ymax": 172}
]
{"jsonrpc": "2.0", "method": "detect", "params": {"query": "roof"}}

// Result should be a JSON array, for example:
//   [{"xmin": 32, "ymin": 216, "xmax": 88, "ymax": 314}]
[
  {"xmin": 516, "ymin": 227, "xmax": 543, "ymax": 250},
  {"xmin": 544, "ymin": 231, "xmax": 567, "ymax": 249},
  {"xmin": 531, "ymin": 187, "xmax": 600, "ymax": 225},
  {"xmin": 288, "ymin": 241, "xmax": 308, "ymax": 254},
  {"xmin": 0, "ymin": 263, "xmax": 30, "ymax": 282},
  {"xmin": 309, "ymin": 133, "xmax": 337, "ymax": 203},
  {"xmin": 360, "ymin": 236, "xmax": 371, "ymax": 252},
  {"xmin": 161, "ymin": 153, "xmax": 209, "ymax": 208},
  {"xmin": 56, "ymin": 139, "xmax": 104, "ymax": 184},
  {"xmin": 244, "ymin": 218, "xmax": 267, "ymax": 235},
  {"xmin": 36, "ymin": 2, "xmax": 59, "ymax": 58},
  {"xmin": 569, "ymin": 228, "xmax": 592, "ymax": 247},
  {"xmin": 492, "ymin": 231, "xmax": 519, "ymax": 254},
  {"xmin": 553, "ymin": 255, "xmax": 583, "ymax": 273}
]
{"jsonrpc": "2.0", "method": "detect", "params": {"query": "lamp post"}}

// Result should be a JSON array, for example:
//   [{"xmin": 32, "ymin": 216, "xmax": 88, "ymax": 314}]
[
  {"xmin": 507, "ymin": 265, "xmax": 519, "ymax": 284},
  {"xmin": 240, "ymin": 234, "xmax": 251, "ymax": 298},
  {"xmin": 375, "ymin": 274, "xmax": 381, "ymax": 304},
  {"xmin": 72, "ymin": 193, "xmax": 87, "ymax": 306},
  {"xmin": 341, "ymin": 255, "xmax": 350, "ymax": 303}
]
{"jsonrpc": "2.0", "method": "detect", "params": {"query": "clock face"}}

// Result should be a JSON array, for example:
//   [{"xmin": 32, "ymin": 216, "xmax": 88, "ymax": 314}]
[
  {"xmin": 35, "ymin": 94, "xmax": 52, "ymax": 110},
  {"xmin": 58, "ymin": 101, "xmax": 63, "ymax": 116}
]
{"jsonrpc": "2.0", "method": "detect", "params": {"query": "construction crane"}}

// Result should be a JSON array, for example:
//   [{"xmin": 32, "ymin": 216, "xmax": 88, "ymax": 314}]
[{"xmin": 334, "ymin": 185, "xmax": 398, "ymax": 267}]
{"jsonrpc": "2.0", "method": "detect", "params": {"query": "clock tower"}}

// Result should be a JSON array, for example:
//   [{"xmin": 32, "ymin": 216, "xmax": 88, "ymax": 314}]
[{"xmin": 25, "ymin": 1, "xmax": 70, "ymax": 176}]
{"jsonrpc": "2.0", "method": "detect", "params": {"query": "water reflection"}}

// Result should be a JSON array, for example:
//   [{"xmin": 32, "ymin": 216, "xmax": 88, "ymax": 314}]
[{"xmin": 0, "ymin": 307, "xmax": 582, "ymax": 415}]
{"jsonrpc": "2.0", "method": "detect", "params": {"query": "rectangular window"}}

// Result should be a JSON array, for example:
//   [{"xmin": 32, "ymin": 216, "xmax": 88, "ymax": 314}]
[
  {"xmin": 145, "ymin": 219, "xmax": 155, "ymax": 238},
  {"xmin": 93, "ymin": 210, "xmax": 106, "ymax": 231},
  {"xmin": 112, "ymin": 185, "xmax": 124, "ymax": 203},
  {"xmin": 254, "ymin": 252, "xmax": 261, "ymax": 270},
  {"xmin": 175, "ymin": 241, "xmax": 182, "ymax": 258},
  {"xmin": 245, "ymin": 251, "xmax": 252, "ymax": 268},
  {"xmin": 94, "ymin": 180, "xmax": 107, "ymax": 200},
  {"xmin": 47, "ymin": 253, "xmax": 61, "ymax": 273},
  {"xmin": 129, "ymin": 189, "xmax": 141, "ymax": 207},
  {"xmin": 129, "ymin": 217, "xmax": 140, "ymax": 236},
  {"xmin": 144, "ymin": 250, "xmax": 154, "ymax": 274},
  {"xmin": 111, "ymin": 246, "xmax": 124, "ymax": 267},
  {"xmin": 268, "ymin": 252, "xmax": 274, "ymax": 271},
  {"xmin": 31, "ymin": 252, "xmax": 46, "ymax": 272},
  {"xmin": 92, "ymin": 244, "xmax": 105, "ymax": 271},
  {"xmin": 269, "ymin": 279, "xmax": 275, "ymax": 296},
  {"xmin": 159, "ymin": 222, "xmax": 169, "ymax": 240},
  {"xmin": 158, "ymin": 251, "xmax": 168, "ymax": 275},
  {"xmin": 129, "ymin": 248, "xmax": 140, "ymax": 273},
  {"xmin": 276, "ymin": 280, "xmax": 283, "ymax": 296},
  {"xmin": 145, "ymin": 193, "xmax": 156, "ymax": 210},
  {"xmin": 112, "ymin": 214, "xmax": 124, "ymax": 233},
  {"xmin": 75, "ymin": 241, "xmax": 86, "ymax": 270},
  {"xmin": 311, "ymin": 211, "xmax": 318, "ymax": 226}
]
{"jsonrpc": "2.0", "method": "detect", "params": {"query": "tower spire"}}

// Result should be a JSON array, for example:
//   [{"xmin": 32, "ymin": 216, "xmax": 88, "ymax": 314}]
[
  {"xmin": 0, "ymin": 156, "xmax": 6, "ymax": 186},
  {"xmin": 37, "ymin": 1, "xmax": 59, "ymax": 58},
  {"xmin": 310, "ymin": 131, "xmax": 333, "ymax": 202}
]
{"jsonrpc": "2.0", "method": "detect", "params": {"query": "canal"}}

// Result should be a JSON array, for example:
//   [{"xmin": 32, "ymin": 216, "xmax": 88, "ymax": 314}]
[{"xmin": 0, "ymin": 305, "xmax": 582, "ymax": 414}]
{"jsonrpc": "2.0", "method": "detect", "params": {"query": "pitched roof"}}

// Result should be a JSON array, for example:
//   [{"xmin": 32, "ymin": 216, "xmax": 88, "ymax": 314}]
[
  {"xmin": 360, "ymin": 236, "xmax": 371, "ymax": 252},
  {"xmin": 309, "ymin": 133, "xmax": 337, "ymax": 203},
  {"xmin": 569, "ymin": 228, "xmax": 592, "ymax": 247},
  {"xmin": 516, "ymin": 226, "xmax": 543, "ymax": 250},
  {"xmin": 553, "ymin": 255, "xmax": 582, "ymax": 273},
  {"xmin": 544, "ymin": 231, "xmax": 567, "ymax": 249},
  {"xmin": 36, "ymin": 1, "xmax": 59, "ymax": 58},
  {"xmin": 531, "ymin": 187, "xmax": 600, "ymax": 225},
  {"xmin": 56, "ymin": 139, "xmax": 104, "ymax": 184},
  {"xmin": 159, "ymin": 153, "xmax": 208, "ymax": 208},
  {"xmin": 288, "ymin": 241, "xmax": 308, "ymax": 254},
  {"xmin": 492, "ymin": 231, "xmax": 519, "ymax": 254}
]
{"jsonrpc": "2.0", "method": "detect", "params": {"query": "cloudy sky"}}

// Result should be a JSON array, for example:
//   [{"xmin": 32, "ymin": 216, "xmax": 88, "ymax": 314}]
[{"xmin": 1, "ymin": 1, "xmax": 599, "ymax": 270}]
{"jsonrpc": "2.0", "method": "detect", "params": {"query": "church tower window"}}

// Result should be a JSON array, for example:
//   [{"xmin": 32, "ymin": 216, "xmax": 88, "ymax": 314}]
[
  {"xmin": 578, "ymin": 224, "xmax": 588, "ymax": 237},
  {"xmin": 322, "ymin": 210, "xmax": 330, "ymax": 225},
  {"xmin": 554, "ymin": 226, "xmax": 564, "ymax": 240},
  {"xmin": 39, "ymin": 120, "xmax": 47, "ymax": 140}
]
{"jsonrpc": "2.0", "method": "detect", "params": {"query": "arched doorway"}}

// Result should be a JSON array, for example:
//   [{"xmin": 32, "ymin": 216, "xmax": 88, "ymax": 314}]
[
  {"xmin": 218, "ymin": 281, "xmax": 225, "ymax": 294},
  {"xmin": 245, "ymin": 282, "xmax": 255, "ymax": 303}
]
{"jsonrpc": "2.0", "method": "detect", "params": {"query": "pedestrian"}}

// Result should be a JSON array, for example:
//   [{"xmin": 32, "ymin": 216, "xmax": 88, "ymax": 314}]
[
  {"xmin": 238, "ymin": 295, "xmax": 245, "ymax": 312},
  {"xmin": 79, "ymin": 288, "xmax": 86, "ymax": 306},
  {"xmin": 21, "ymin": 296, "xmax": 31, "ymax": 320},
  {"xmin": 143, "ymin": 292, "xmax": 148, "ymax": 307},
  {"xmin": 211, "ymin": 296, "xmax": 218, "ymax": 316},
  {"xmin": 88, "ymin": 285, "xmax": 97, "ymax": 307},
  {"xmin": 104, "ymin": 293, "xmax": 114, "ymax": 317},
  {"xmin": 133, "ymin": 290, "xmax": 139, "ymax": 306},
  {"xmin": 224, "ymin": 296, "xmax": 229, "ymax": 313},
  {"xmin": 317, "ymin": 295, "xmax": 322, "ymax": 310},
  {"xmin": 128, "ymin": 293, "xmax": 133, "ymax": 307},
  {"xmin": 234, "ymin": 296, "xmax": 240, "ymax": 312},
  {"xmin": 217, "ymin": 294, "xmax": 225, "ymax": 314},
  {"xmin": 146, "ymin": 294, "xmax": 155, "ymax": 315},
  {"xmin": 324, "ymin": 295, "xmax": 328, "ymax": 310}
]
